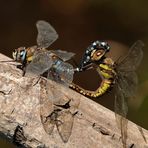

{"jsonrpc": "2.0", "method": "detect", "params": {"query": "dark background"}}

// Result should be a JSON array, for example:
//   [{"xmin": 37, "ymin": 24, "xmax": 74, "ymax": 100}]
[{"xmin": 0, "ymin": 0, "xmax": 148, "ymax": 147}]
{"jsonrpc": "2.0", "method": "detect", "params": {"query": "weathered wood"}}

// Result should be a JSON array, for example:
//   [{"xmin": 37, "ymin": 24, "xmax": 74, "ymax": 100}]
[{"xmin": 0, "ymin": 53, "xmax": 148, "ymax": 148}]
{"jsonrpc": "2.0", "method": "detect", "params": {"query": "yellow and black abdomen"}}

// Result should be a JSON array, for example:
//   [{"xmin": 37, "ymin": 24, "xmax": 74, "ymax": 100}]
[{"xmin": 70, "ymin": 60, "xmax": 115, "ymax": 98}]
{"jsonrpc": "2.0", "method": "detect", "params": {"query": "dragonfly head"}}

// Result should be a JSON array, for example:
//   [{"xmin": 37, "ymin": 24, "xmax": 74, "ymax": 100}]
[
  {"xmin": 78, "ymin": 41, "xmax": 110, "ymax": 71},
  {"xmin": 12, "ymin": 47, "xmax": 27, "ymax": 63}
]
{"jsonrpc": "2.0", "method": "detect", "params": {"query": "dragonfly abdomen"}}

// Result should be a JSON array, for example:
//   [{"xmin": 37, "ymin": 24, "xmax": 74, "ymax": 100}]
[
  {"xmin": 70, "ymin": 78, "xmax": 113, "ymax": 98},
  {"xmin": 70, "ymin": 58, "xmax": 115, "ymax": 98}
]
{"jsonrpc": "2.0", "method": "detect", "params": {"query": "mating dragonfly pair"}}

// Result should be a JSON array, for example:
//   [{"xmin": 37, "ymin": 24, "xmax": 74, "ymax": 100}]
[{"xmin": 12, "ymin": 20, "xmax": 144, "ymax": 146}]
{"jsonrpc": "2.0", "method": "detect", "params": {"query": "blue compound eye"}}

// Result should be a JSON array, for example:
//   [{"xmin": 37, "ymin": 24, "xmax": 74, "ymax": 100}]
[
  {"xmin": 12, "ymin": 47, "xmax": 27, "ymax": 62},
  {"xmin": 20, "ymin": 50, "xmax": 27, "ymax": 62}
]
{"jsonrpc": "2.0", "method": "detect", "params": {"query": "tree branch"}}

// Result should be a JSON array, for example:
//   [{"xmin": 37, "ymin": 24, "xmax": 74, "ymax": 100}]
[{"xmin": 0, "ymin": 53, "xmax": 147, "ymax": 148}]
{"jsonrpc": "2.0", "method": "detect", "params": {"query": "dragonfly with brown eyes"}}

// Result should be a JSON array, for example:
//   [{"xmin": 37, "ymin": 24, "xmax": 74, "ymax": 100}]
[{"xmin": 70, "ymin": 40, "xmax": 145, "ymax": 147}]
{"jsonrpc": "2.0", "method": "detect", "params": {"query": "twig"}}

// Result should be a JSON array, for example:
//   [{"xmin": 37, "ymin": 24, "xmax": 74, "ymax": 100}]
[{"xmin": 0, "ymin": 53, "xmax": 148, "ymax": 148}]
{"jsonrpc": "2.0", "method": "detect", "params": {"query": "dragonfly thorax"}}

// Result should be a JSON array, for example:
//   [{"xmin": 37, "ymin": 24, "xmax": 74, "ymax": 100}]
[
  {"xmin": 26, "ymin": 46, "xmax": 38, "ymax": 59},
  {"xmin": 98, "ymin": 58, "xmax": 116, "ymax": 80}
]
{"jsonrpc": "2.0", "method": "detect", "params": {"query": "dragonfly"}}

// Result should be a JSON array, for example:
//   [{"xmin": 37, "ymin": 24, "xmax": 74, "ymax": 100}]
[
  {"xmin": 12, "ymin": 20, "xmax": 77, "ymax": 143},
  {"xmin": 70, "ymin": 40, "xmax": 144, "ymax": 147},
  {"xmin": 12, "ymin": 20, "xmax": 75, "ymax": 82}
]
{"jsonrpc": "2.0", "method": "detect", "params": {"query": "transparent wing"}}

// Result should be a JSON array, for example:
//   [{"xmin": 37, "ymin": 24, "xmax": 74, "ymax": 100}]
[
  {"xmin": 115, "ymin": 63, "xmax": 146, "ymax": 146},
  {"xmin": 115, "ymin": 82, "xmax": 128, "ymax": 118},
  {"xmin": 114, "ymin": 84, "xmax": 128, "ymax": 148},
  {"xmin": 42, "ymin": 119, "xmax": 55, "ymax": 135},
  {"xmin": 56, "ymin": 110, "xmax": 74, "ymax": 143},
  {"xmin": 114, "ymin": 41, "xmax": 144, "ymax": 147},
  {"xmin": 40, "ymin": 78, "xmax": 55, "ymax": 135},
  {"xmin": 39, "ymin": 68, "xmax": 75, "ymax": 143},
  {"xmin": 26, "ymin": 50, "xmax": 54, "ymax": 75},
  {"xmin": 116, "ymin": 71, "xmax": 138, "ymax": 97},
  {"xmin": 36, "ymin": 20, "xmax": 58, "ymax": 48},
  {"xmin": 47, "ymin": 60, "xmax": 74, "ymax": 86},
  {"xmin": 51, "ymin": 50, "xmax": 75, "ymax": 61},
  {"xmin": 114, "ymin": 71, "xmax": 138, "ymax": 147},
  {"xmin": 117, "ymin": 40, "xmax": 144, "ymax": 72}
]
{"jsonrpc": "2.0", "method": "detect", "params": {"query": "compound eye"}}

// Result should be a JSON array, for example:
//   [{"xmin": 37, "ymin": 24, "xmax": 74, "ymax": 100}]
[
  {"xmin": 96, "ymin": 50, "xmax": 102, "ymax": 56},
  {"xmin": 20, "ymin": 51, "xmax": 24, "ymax": 57},
  {"xmin": 20, "ymin": 50, "xmax": 27, "ymax": 62},
  {"xmin": 21, "ymin": 48, "xmax": 26, "ymax": 55},
  {"xmin": 91, "ymin": 49, "xmax": 105, "ymax": 61},
  {"xmin": 94, "ymin": 50, "xmax": 103, "ymax": 57}
]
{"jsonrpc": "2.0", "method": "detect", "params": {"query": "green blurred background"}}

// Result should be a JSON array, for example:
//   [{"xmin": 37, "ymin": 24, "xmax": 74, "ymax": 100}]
[{"xmin": 0, "ymin": 0, "xmax": 148, "ymax": 147}]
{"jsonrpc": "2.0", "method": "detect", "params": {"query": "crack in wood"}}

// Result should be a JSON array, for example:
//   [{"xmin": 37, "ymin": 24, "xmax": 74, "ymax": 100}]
[
  {"xmin": 92, "ymin": 123, "xmax": 111, "ymax": 136},
  {"xmin": 13, "ymin": 125, "xmax": 27, "ymax": 147}
]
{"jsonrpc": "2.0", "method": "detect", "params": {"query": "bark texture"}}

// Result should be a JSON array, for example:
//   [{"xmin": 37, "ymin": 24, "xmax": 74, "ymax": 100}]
[{"xmin": 0, "ymin": 53, "xmax": 148, "ymax": 148}]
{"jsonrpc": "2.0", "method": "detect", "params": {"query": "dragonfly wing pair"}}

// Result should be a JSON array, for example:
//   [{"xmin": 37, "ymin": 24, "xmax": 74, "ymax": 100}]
[
  {"xmin": 26, "ymin": 20, "xmax": 75, "ymax": 82},
  {"xmin": 36, "ymin": 20, "xmax": 58, "ymax": 48},
  {"xmin": 26, "ymin": 50, "xmax": 54, "ymax": 75},
  {"xmin": 35, "ymin": 20, "xmax": 76, "ymax": 143},
  {"xmin": 26, "ymin": 49, "xmax": 75, "ymax": 82},
  {"xmin": 40, "ymin": 78, "xmax": 77, "ymax": 143},
  {"xmin": 114, "ymin": 40, "xmax": 144, "ymax": 147}
]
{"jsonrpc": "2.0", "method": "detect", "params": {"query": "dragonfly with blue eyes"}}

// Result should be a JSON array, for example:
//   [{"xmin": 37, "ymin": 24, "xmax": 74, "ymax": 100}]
[
  {"xmin": 12, "ymin": 20, "xmax": 75, "ymax": 85},
  {"xmin": 12, "ymin": 20, "xmax": 78, "ymax": 143}
]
